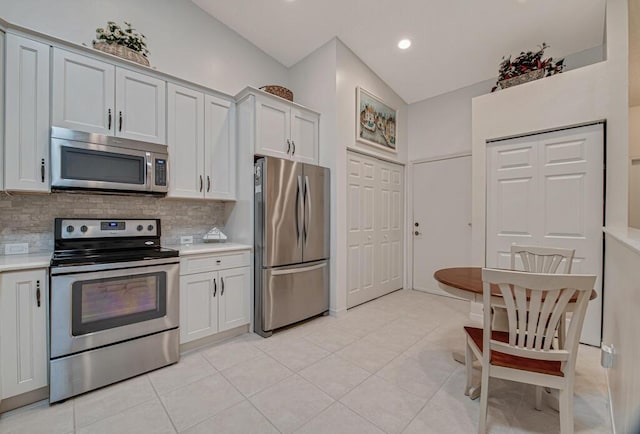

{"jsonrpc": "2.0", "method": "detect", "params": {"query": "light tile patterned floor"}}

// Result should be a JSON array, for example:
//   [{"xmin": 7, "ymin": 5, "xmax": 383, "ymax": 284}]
[{"xmin": 0, "ymin": 290, "xmax": 612, "ymax": 433}]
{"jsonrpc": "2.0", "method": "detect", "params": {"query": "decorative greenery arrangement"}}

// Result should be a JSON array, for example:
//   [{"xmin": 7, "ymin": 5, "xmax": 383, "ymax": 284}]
[
  {"xmin": 491, "ymin": 43, "xmax": 564, "ymax": 92},
  {"xmin": 94, "ymin": 21, "xmax": 149, "ymax": 58}
]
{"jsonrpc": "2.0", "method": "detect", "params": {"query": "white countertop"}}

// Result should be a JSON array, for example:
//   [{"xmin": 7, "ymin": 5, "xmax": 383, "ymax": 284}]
[
  {"xmin": 604, "ymin": 226, "xmax": 640, "ymax": 256},
  {"xmin": 168, "ymin": 243, "xmax": 252, "ymax": 256},
  {"xmin": 0, "ymin": 252, "xmax": 53, "ymax": 272}
]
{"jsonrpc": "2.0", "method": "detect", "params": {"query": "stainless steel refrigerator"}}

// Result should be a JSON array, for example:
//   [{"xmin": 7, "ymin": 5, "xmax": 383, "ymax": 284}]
[{"xmin": 254, "ymin": 156, "xmax": 330, "ymax": 337}]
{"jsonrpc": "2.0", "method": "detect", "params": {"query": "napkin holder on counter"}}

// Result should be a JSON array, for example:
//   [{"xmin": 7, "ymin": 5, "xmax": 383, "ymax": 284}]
[{"xmin": 203, "ymin": 227, "xmax": 228, "ymax": 243}]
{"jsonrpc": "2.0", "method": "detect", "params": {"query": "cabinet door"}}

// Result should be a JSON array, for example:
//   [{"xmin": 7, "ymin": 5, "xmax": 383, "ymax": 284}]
[
  {"xmin": 52, "ymin": 49, "xmax": 114, "ymax": 135},
  {"xmin": 115, "ymin": 68, "xmax": 166, "ymax": 144},
  {"xmin": 205, "ymin": 95, "xmax": 236, "ymax": 200},
  {"xmin": 179, "ymin": 272, "xmax": 218, "ymax": 343},
  {"xmin": 5, "ymin": 35, "xmax": 50, "ymax": 192},
  {"xmin": 255, "ymin": 95, "xmax": 291, "ymax": 159},
  {"xmin": 167, "ymin": 84, "xmax": 205, "ymax": 199},
  {"xmin": 291, "ymin": 108, "xmax": 319, "ymax": 164},
  {"xmin": 218, "ymin": 267, "xmax": 250, "ymax": 332},
  {"xmin": 0, "ymin": 269, "xmax": 48, "ymax": 399}
]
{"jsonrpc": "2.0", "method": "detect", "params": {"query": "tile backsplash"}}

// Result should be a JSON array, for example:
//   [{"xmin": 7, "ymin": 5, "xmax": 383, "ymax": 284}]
[{"xmin": 0, "ymin": 192, "xmax": 226, "ymax": 252}]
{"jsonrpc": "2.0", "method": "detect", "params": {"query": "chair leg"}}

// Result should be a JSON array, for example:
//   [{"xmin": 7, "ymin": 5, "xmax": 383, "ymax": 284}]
[
  {"xmin": 465, "ymin": 338, "xmax": 473, "ymax": 396},
  {"xmin": 535, "ymin": 386, "xmax": 543, "ymax": 411},
  {"xmin": 478, "ymin": 366, "xmax": 490, "ymax": 434},
  {"xmin": 558, "ymin": 386, "xmax": 574, "ymax": 434}
]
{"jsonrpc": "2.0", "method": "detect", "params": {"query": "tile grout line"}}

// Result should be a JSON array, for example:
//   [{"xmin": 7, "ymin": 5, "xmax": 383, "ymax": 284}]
[{"xmin": 147, "ymin": 374, "xmax": 180, "ymax": 434}]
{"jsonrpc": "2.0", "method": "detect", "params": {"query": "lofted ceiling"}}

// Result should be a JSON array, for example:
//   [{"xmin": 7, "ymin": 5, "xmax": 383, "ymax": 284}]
[{"xmin": 193, "ymin": 0, "xmax": 606, "ymax": 104}]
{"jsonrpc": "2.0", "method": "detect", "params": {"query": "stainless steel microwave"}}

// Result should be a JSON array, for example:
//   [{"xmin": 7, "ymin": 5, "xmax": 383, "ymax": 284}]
[{"xmin": 51, "ymin": 127, "xmax": 168, "ymax": 195}]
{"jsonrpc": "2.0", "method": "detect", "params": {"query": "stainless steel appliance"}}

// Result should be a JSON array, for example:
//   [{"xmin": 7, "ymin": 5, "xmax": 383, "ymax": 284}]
[
  {"xmin": 51, "ymin": 127, "xmax": 169, "ymax": 195},
  {"xmin": 254, "ymin": 156, "xmax": 330, "ymax": 337},
  {"xmin": 49, "ymin": 218, "xmax": 179, "ymax": 402}
]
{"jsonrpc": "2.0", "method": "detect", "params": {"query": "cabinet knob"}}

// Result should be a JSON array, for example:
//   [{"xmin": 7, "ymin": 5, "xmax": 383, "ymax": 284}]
[{"xmin": 414, "ymin": 231, "xmax": 420, "ymax": 236}]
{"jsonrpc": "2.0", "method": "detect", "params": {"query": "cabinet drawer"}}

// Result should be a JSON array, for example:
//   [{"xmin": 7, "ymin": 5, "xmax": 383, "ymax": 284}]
[{"xmin": 180, "ymin": 251, "xmax": 250, "ymax": 275}]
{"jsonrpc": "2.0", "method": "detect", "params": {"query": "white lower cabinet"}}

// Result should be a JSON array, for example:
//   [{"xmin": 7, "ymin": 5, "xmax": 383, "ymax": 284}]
[
  {"xmin": 179, "ymin": 250, "xmax": 250, "ymax": 344},
  {"xmin": 0, "ymin": 269, "xmax": 48, "ymax": 399}
]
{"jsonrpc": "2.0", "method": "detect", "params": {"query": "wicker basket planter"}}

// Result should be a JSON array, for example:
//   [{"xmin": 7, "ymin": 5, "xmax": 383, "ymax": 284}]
[
  {"xmin": 260, "ymin": 85, "xmax": 294, "ymax": 102},
  {"xmin": 93, "ymin": 42, "xmax": 149, "ymax": 67},
  {"xmin": 498, "ymin": 69, "xmax": 545, "ymax": 89}
]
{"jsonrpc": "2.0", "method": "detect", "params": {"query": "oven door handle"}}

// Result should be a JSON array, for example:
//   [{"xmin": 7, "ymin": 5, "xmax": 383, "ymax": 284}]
[
  {"xmin": 146, "ymin": 152, "xmax": 153, "ymax": 192},
  {"xmin": 212, "ymin": 277, "xmax": 217, "ymax": 297}
]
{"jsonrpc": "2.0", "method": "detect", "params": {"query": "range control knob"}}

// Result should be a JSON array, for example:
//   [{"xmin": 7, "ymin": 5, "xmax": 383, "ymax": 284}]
[
  {"xmin": 80, "ymin": 225, "xmax": 88, "ymax": 233},
  {"xmin": 147, "ymin": 225, "xmax": 154, "ymax": 231},
  {"xmin": 137, "ymin": 225, "xmax": 144, "ymax": 232},
  {"xmin": 66, "ymin": 225, "xmax": 74, "ymax": 233}
]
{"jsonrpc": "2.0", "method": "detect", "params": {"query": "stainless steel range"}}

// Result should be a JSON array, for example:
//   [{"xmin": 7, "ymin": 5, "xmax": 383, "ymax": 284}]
[{"xmin": 49, "ymin": 218, "xmax": 179, "ymax": 403}]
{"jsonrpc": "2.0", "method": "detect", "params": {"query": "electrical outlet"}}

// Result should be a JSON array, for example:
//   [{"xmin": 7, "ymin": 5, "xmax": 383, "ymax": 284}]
[
  {"xmin": 5, "ymin": 243, "xmax": 29, "ymax": 255},
  {"xmin": 180, "ymin": 236, "xmax": 194, "ymax": 245}
]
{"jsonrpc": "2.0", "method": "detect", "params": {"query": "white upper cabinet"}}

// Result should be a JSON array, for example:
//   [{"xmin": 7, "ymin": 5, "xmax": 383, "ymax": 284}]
[
  {"xmin": 167, "ymin": 84, "xmax": 236, "ymax": 200},
  {"xmin": 291, "ymin": 107, "xmax": 319, "ymax": 164},
  {"xmin": 52, "ymin": 50, "xmax": 114, "ymax": 135},
  {"xmin": 167, "ymin": 83, "xmax": 204, "ymax": 199},
  {"xmin": 251, "ymin": 91, "xmax": 320, "ymax": 164},
  {"xmin": 205, "ymin": 95, "xmax": 236, "ymax": 200},
  {"xmin": 4, "ymin": 34, "xmax": 51, "ymax": 192},
  {"xmin": 115, "ymin": 68, "xmax": 166, "ymax": 144},
  {"xmin": 52, "ymin": 48, "xmax": 166, "ymax": 144}
]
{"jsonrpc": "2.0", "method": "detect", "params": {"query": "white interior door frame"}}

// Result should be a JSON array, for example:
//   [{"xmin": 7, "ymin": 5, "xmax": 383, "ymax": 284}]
[{"xmin": 408, "ymin": 152, "xmax": 472, "ymax": 294}]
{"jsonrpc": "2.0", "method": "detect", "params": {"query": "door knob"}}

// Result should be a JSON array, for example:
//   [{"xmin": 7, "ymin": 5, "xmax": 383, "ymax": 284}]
[
  {"xmin": 414, "ymin": 222, "xmax": 419, "ymax": 227},
  {"xmin": 414, "ymin": 231, "xmax": 420, "ymax": 236}
]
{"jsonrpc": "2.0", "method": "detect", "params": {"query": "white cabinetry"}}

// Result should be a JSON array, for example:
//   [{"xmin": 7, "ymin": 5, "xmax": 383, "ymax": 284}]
[
  {"xmin": 179, "ymin": 249, "xmax": 250, "ymax": 344},
  {"xmin": 4, "ymin": 34, "xmax": 50, "ymax": 192},
  {"xmin": 243, "ymin": 90, "xmax": 320, "ymax": 164},
  {"xmin": 167, "ymin": 83, "xmax": 235, "ymax": 200},
  {"xmin": 52, "ymin": 49, "xmax": 166, "ymax": 144},
  {"xmin": 0, "ymin": 269, "xmax": 48, "ymax": 399}
]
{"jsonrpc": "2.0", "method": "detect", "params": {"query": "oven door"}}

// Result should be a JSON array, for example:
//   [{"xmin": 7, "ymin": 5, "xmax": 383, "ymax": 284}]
[{"xmin": 50, "ymin": 262, "xmax": 179, "ymax": 358}]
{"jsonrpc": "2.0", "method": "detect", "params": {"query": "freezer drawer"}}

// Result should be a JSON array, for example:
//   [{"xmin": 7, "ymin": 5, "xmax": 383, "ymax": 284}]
[{"xmin": 262, "ymin": 260, "xmax": 329, "ymax": 331}]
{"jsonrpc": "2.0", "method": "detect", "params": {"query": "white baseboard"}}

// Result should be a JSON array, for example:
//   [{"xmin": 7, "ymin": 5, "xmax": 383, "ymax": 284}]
[{"xmin": 330, "ymin": 307, "xmax": 347, "ymax": 318}]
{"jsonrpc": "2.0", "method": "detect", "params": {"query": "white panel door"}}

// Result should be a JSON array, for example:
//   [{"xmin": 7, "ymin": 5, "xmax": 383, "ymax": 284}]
[
  {"xmin": 0, "ymin": 269, "xmax": 48, "ymax": 399},
  {"xmin": 291, "ymin": 107, "xmax": 319, "ymax": 164},
  {"xmin": 179, "ymin": 272, "xmax": 218, "ymax": 343},
  {"xmin": 115, "ymin": 68, "xmax": 166, "ymax": 144},
  {"xmin": 486, "ymin": 124, "xmax": 604, "ymax": 346},
  {"xmin": 218, "ymin": 267, "xmax": 250, "ymax": 332},
  {"xmin": 52, "ymin": 49, "xmax": 114, "ymax": 135},
  {"xmin": 347, "ymin": 153, "xmax": 377, "ymax": 307},
  {"xmin": 378, "ymin": 161, "xmax": 404, "ymax": 295},
  {"xmin": 5, "ymin": 35, "xmax": 51, "ymax": 192},
  {"xmin": 255, "ymin": 95, "xmax": 291, "ymax": 159},
  {"xmin": 412, "ymin": 156, "xmax": 472, "ymax": 297},
  {"xmin": 205, "ymin": 95, "xmax": 236, "ymax": 200},
  {"xmin": 167, "ymin": 84, "xmax": 204, "ymax": 199}
]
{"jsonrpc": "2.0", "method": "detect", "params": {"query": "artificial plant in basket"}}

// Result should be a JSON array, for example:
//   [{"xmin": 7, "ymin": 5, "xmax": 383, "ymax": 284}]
[
  {"xmin": 93, "ymin": 21, "xmax": 150, "ymax": 66},
  {"xmin": 491, "ymin": 43, "xmax": 564, "ymax": 92}
]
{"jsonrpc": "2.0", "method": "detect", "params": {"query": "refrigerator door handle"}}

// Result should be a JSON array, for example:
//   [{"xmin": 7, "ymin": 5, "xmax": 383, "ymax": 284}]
[
  {"xmin": 271, "ymin": 262, "xmax": 327, "ymax": 276},
  {"xmin": 296, "ymin": 175, "xmax": 303, "ymax": 247},
  {"xmin": 304, "ymin": 175, "xmax": 311, "ymax": 246}
]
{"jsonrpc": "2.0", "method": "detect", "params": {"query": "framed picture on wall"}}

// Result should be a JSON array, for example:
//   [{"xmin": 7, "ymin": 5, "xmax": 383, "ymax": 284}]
[{"xmin": 356, "ymin": 86, "xmax": 397, "ymax": 153}]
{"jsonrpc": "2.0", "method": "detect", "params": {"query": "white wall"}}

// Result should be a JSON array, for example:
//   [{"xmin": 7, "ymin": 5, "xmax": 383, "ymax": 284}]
[
  {"xmin": 408, "ymin": 79, "xmax": 494, "ymax": 161},
  {"xmin": 629, "ymin": 106, "xmax": 640, "ymax": 228},
  {"xmin": 288, "ymin": 39, "xmax": 339, "ymax": 313},
  {"xmin": 471, "ymin": 0, "xmax": 632, "ymax": 431},
  {"xmin": 0, "ymin": 0, "xmax": 289, "ymax": 96}
]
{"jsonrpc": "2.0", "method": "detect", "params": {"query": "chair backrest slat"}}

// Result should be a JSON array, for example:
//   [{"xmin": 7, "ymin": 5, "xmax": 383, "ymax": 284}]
[
  {"xmin": 482, "ymin": 268, "xmax": 595, "ymax": 366},
  {"xmin": 510, "ymin": 244, "xmax": 575, "ymax": 274}
]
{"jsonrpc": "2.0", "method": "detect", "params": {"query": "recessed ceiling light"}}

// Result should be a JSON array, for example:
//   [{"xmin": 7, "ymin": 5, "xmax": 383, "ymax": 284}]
[{"xmin": 398, "ymin": 39, "xmax": 412, "ymax": 50}]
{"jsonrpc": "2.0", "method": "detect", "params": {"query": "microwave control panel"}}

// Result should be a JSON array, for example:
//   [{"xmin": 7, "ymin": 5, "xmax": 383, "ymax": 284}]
[{"xmin": 155, "ymin": 158, "xmax": 167, "ymax": 186}]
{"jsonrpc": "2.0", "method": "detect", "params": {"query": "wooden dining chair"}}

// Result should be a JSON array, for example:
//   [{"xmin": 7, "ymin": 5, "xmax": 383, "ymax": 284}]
[{"xmin": 464, "ymin": 268, "xmax": 596, "ymax": 434}]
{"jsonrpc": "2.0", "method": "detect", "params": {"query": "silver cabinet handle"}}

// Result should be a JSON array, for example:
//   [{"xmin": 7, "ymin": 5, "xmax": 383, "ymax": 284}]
[
  {"xmin": 271, "ymin": 262, "xmax": 326, "ymax": 276},
  {"xmin": 212, "ymin": 278, "xmax": 217, "ymax": 297},
  {"xmin": 296, "ymin": 175, "xmax": 303, "ymax": 247}
]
